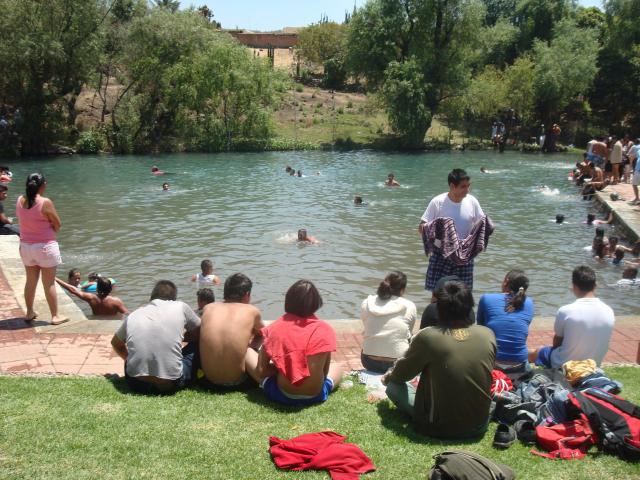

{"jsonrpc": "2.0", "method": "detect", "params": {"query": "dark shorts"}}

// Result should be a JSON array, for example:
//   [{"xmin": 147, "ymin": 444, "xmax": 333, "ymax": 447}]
[
  {"xmin": 426, "ymin": 253, "xmax": 474, "ymax": 291},
  {"xmin": 260, "ymin": 376, "xmax": 334, "ymax": 406},
  {"xmin": 125, "ymin": 342, "xmax": 199, "ymax": 395},
  {"xmin": 196, "ymin": 371, "xmax": 256, "ymax": 391},
  {"xmin": 361, "ymin": 352, "xmax": 394, "ymax": 374},
  {"xmin": 605, "ymin": 162, "xmax": 612, "ymax": 173}
]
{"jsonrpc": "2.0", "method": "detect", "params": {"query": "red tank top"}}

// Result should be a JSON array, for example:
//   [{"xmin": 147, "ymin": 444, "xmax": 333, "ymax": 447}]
[{"xmin": 16, "ymin": 195, "xmax": 56, "ymax": 244}]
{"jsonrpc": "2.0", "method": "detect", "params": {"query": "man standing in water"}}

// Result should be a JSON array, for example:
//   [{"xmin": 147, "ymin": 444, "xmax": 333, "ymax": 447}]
[{"xmin": 419, "ymin": 169, "xmax": 488, "ymax": 292}]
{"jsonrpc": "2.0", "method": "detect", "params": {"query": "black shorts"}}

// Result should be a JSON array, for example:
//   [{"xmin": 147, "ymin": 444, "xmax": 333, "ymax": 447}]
[{"xmin": 605, "ymin": 162, "xmax": 612, "ymax": 172}]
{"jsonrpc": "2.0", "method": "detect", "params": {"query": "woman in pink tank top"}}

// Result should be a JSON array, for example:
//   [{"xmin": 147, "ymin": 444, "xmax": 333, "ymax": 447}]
[{"xmin": 15, "ymin": 173, "xmax": 67, "ymax": 325}]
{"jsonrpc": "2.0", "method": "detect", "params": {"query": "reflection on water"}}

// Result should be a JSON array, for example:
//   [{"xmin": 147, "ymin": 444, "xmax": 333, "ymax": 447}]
[{"xmin": 5, "ymin": 151, "xmax": 638, "ymax": 320}]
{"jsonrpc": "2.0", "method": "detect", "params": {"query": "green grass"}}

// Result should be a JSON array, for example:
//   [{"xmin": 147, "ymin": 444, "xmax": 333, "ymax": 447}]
[{"xmin": 2, "ymin": 368, "xmax": 640, "ymax": 479}]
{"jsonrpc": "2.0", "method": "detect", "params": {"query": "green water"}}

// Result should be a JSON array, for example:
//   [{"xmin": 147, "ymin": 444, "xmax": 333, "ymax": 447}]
[{"xmin": 3, "ymin": 151, "xmax": 636, "ymax": 319}]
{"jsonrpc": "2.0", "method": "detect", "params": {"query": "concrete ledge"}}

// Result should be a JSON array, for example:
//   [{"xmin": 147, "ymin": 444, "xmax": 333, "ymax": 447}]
[
  {"xmin": 0, "ymin": 235, "xmax": 88, "ymax": 328},
  {"xmin": 594, "ymin": 187, "xmax": 640, "ymax": 242}
]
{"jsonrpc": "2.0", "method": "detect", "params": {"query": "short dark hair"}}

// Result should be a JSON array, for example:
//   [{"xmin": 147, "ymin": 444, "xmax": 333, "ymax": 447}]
[
  {"xmin": 586, "ymin": 214, "xmax": 595, "ymax": 223},
  {"xmin": 197, "ymin": 288, "xmax": 215, "ymax": 305},
  {"xmin": 555, "ymin": 214, "xmax": 565, "ymax": 224},
  {"xmin": 224, "ymin": 273, "xmax": 252, "ymax": 301},
  {"xmin": 67, "ymin": 268, "xmax": 80, "ymax": 280},
  {"xmin": 448, "ymin": 168, "xmax": 470, "ymax": 186},
  {"xmin": 87, "ymin": 272, "xmax": 100, "ymax": 282},
  {"xmin": 623, "ymin": 266, "xmax": 638, "ymax": 279},
  {"xmin": 0, "ymin": 184, "xmax": 7, "ymax": 193},
  {"xmin": 435, "ymin": 281, "xmax": 475, "ymax": 327},
  {"xmin": 96, "ymin": 277, "xmax": 113, "ymax": 297},
  {"xmin": 572, "ymin": 266, "xmax": 596, "ymax": 293},
  {"xmin": 285, "ymin": 279, "xmax": 323, "ymax": 317},
  {"xmin": 150, "ymin": 280, "xmax": 177, "ymax": 301},
  {"xmin": 201, "ymin": 259, "xmax": 213, "ymax": 272}
]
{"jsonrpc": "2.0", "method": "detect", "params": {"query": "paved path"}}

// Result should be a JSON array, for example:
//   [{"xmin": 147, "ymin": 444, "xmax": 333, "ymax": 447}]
[{"xmin": 1, "ymin": 178, "xmax": 639, "ymax": 376}]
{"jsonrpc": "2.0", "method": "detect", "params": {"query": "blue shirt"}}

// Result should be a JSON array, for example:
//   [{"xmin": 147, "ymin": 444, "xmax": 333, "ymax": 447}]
[{"xmin": 477, "ymin": 293, "xmax": 534, "ymax": 363}]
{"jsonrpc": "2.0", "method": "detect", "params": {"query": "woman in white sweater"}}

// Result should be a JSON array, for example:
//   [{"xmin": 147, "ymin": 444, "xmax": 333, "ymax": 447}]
[{"xmin": 361, "ymin": 271, "xmax": 417, "ymax": 373}]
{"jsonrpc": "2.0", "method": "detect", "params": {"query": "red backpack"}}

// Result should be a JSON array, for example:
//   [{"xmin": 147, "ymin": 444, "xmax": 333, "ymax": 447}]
[
  {"xmin": 533, "ymin": 419, "xmax": 595, "ymax": 460},
  {"xmin": 569, "ymin": 388, "xmax": 640, "ymax": 462}
]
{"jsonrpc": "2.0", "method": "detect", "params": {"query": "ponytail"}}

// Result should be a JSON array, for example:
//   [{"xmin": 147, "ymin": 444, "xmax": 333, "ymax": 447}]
[
  {"xmin": 377, "ymin": 271, "xmax": 407, "ymax": 300},
  {"xmin": 25, "ymin": 173, "xmax": 45, "ymax": 209},
  {"xmin": 504, "ymin": 270, "xmax": 529, "ymax": 312}
]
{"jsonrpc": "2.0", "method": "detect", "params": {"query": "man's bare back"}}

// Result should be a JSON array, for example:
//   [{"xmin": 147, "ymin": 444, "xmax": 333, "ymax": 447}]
[
  {"xmin": 87, "ymin": 294, "xmax": 127, "ymax": 316},
  {"xmin": 199, "ymin": 302, "xmax": 263, "ymax": 384}
]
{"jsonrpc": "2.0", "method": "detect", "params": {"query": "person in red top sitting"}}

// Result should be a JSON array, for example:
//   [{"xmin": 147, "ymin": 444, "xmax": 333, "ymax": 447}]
[{"xmin": 246, "ymin": 280, "xmax": 343, "ymax": 406}]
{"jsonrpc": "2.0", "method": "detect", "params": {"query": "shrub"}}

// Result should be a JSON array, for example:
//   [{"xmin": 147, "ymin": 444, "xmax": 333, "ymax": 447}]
[
  {"xmin": 347, "ymin": 101, "xmax": 354, "ymax": 109},
  {"xmin": 337, "ymin": 107, "xmax": 344, "ymax": 114},
  {"xmin": 76, "ymin": 130, "xmax": 103, "ymax": 154},
  {"xmin": 295, "ymin": 84, "xmax": 304, "ymax": 93}
]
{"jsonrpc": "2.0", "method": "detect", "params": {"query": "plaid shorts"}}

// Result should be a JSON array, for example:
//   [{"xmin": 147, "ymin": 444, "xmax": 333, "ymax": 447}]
[{"xmin": 425, "ymin": 253, "xmax": 474, "ymax": 291}]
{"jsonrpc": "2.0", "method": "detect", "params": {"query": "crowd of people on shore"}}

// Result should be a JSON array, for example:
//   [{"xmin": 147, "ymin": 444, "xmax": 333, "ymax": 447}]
[{"xmin": 0, "ymin": 162, "xmax": 636, "ymax": 445}]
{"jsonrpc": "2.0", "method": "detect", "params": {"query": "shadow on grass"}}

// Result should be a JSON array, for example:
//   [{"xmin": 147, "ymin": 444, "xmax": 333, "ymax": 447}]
[{"xmin": 376, "ymin": 400, "xmax": 486, "ymax": 447}]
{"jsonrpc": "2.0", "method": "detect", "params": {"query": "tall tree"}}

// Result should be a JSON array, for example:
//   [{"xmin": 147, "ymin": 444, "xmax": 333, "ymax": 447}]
[
  {"xmin": 152, "ymin": 0, "xmax": 179, "ymax": 12},
  {"xmin": 346, "ymin": 0, "xmax": 484, "ymax": 147}
]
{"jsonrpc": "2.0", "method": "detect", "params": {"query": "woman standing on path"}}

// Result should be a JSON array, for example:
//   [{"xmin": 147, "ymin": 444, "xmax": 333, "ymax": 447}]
[{"xmin": 15, "ymin": 173, "xmax": 67, "ymax": 325}]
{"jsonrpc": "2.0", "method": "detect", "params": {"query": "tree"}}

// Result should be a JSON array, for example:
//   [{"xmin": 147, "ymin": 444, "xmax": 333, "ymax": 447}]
[
  {"xmin": 0, "ymin": 0, "xmax": 102, "ymax": 154},
  {"xmin": 346, "ymin": 0, "xmax": 484, "ymax": 147},
  {"xmin": 296, "ymin": 22, "xmax": 346, "ymax": 66},
  {"xmin": 533, "ymin": 18, "xmax": 599, "ymax": 122},
  {"xmin": 482, "ymin": 0, "xmax": 516, "ymax": 26},
  {"xmin": 152, "ymin": 0, "xmax": 179, "ymax": 12},
  {"xmin": 513, "ymin": 0, "xmax": 574, "ymax": 53}
]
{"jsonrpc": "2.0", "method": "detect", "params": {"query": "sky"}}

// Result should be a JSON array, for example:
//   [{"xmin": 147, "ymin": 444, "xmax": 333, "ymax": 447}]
[{"xmin": 180, "ymin": 1, "xmax": 603, "ymax": 32}]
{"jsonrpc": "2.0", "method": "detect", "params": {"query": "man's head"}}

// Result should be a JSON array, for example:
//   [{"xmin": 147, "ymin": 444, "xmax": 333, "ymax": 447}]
[
  {"xmin": 0, "ymin": 184, "xmax": 7, "ymax": 201},
  {"xmin": 609, "ymin": 236, "xmax": 619, "ymax": 249},
  {"xmin": 556, "ymin": 214, "xmax": 565, "ymax": 224},
  {"xmin": 354, "ymin": 195, "xmax": 363, "ymax": 205},
  {"xmin": 586, "ymin": 214, "xmax": 595, "ymax": 224},
  {"xmin": 435, "ymin": 280, "xmax": 475, "ymax": 328},
  {"xmin": 297, "ymin": 229, "xmax": 308, "ymax": 241},
  {"xmin": 614, "ymin": 249, "xmax": 625, "ymax": 261},
  {"xmin": 223, "ymin": 273, "xmax": 252, "ymax": 302},
  {"xmin": 447, "ymin": 169, "xmax": 471, "ymax": 200},
  {"xmin": 284, "ymin": 279, "xmax": 323, "ymax": 317},
  {"xmin": 150, "ymin": 280, "xmax": 177, "ymax": 301},
  {"xmin": 594, "ymin": 227, "xmax": 605, "ymax": 238},
  {"xmin": 162, "ymin": 182, "xmax": 169, "ymax": 191},
  {"xmin": 622, "ymin": 266, "xmax": 637, "ymax": 280},
  {"xmin": 200, "ymin": 259, "xmax": 213, "ymax": 275},
  {"xmin": 96, "ymin": 277, "xmax": 113, "ymax": 297},
  {"xmin": 197, "ymin": 288, "xmax": 215, "ymax": 309},
  {"xmin": 572, "ymin": 266, "xmax": 596, "ymax": 296}
]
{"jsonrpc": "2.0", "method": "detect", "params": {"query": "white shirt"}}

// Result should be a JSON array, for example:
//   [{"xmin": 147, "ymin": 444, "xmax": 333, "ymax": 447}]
[
  {"xmin": 196, "ymin": 272, "xmax": 219, "ymax": 287},
  {"xmin": 361, "ymin": 295, "xmax": 417, "ymax": 358},
  {"xmin": 550, "ymin": 297, "xmax": 615, "ymax": 368},
  {"xmin": 421, "ymin": 192, "xmax": 484, "ymax": 239}
]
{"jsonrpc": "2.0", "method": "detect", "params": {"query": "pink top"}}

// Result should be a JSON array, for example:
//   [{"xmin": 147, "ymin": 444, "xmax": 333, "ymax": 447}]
[{"xmin": 15, "ymin": 195, "xmax": 57, "ymax": 244}]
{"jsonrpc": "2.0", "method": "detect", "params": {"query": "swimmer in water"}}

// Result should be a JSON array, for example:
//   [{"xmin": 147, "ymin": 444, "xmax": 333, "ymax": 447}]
[
  {"xmin": 285, "ymin": 166, "xmax": 292, "ymax": 174},
  {"xmin": 56, "ymin": 276, "xmax": 128, "ymax": 317},
  {"xmin": 289, "ymin": 169, "xmax": 295, "ymax": 176},
  {"xmin": 354, "ymin": 195, "xmax": 366, "ymax": 206},
  {"xmin": 480, "ymin": 167, "xmax": 488, "ymax": 173},
  {"xmin": 385, "ymin": 173, "xmax": 400, "ymax": 187},
  {"xmin": 297, "ymin": 228, "xmax": 318, "ymax": 244},
  {"xmin": 151, "ymin": 165, "xmax": 165, "ymax": 176},
  {"xmin": 297, "ymin": 170, "xmax": 303, "ymax": 177},
  {"xmin": 162, "ymin": 182, "xmax": 169, "ymax": 191},
  {"xmin": 555, "ymin": 214, "xmax": 565, "ymax": 224},
  {"xmin": 68, "ymin": 268, "xmax": 82, "ymax": 287}
]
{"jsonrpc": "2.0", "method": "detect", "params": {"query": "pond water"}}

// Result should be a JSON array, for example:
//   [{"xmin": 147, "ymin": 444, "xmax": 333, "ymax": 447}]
[{"xmin": 4, "ymin": 150, "xmax": 637, "ymax": 320}]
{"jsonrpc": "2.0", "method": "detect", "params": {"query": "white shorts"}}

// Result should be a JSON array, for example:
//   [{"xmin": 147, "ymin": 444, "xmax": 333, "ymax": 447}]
[
  {"xmin": 633, "ymin": 173, "xmax": 640, "ymax": 186},
  {"xmin": 19, "ymin": 241, "xmax": 62, "ymax": 268}
]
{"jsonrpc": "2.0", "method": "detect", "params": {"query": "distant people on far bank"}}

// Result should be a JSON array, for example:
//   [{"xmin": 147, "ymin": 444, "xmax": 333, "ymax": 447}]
[
  {"xmin": 529, "ymin": 265, "xmax": 615, "ymax": 369},
  {"xmin": 0, "ymin": 184, "xmax": 19, "ymax": 235},
  {"xmin": 385, "ymin": 173, "xmax": 400, "ymax": 187},
  {"xmin": 360, "ymin": 271, "xmax": 417, "ymax": 373},
  {"xmin": 15, "ymin": 173, "xmax": 67, "ymax": 325}
]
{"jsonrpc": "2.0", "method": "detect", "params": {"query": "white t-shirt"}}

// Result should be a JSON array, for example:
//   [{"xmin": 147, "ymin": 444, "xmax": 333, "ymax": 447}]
[
  {"xmin": 196, "ymin": 272, "xmax": 219, "ymax": 286},
  {"xmin": 421, "ymin": 192, "xmax": 485, "ymax": 239},
  {"xmin": 550, "ymin": 297, "xmax": 615, "ymax": 368},
  {"xmin": 610, "ymin": 141, "xmax": 623, "ymax": 164},
  {"xmin": 361, "ymin": 295, "xmax": 417, "ymax": 358}
]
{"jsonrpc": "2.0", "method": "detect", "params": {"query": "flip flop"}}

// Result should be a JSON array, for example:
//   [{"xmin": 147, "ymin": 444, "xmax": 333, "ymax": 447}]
[
  {"xmin": 24, "ymin": 312, "xmax": 38, "ymax": 322},
  {"xmin": 50, "ymin": 317, "xmax": 69, "ymax": 326}
]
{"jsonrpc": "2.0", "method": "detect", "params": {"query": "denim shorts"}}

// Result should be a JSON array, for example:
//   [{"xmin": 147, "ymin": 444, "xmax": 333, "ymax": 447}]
[{"xmin": 260, "ymin": 376, "xmax": 334, "ymax": 406}]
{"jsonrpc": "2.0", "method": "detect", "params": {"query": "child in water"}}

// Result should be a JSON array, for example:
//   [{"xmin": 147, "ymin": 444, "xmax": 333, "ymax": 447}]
[{"xmin": 191, "ymin": 259, "xmax": 221, "ymax": 287}]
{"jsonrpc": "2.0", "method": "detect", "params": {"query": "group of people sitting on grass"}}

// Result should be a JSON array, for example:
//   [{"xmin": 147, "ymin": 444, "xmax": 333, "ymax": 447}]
[{"xmin": 110, "ymin": 263, "xmax": 615, "ymax": 441}]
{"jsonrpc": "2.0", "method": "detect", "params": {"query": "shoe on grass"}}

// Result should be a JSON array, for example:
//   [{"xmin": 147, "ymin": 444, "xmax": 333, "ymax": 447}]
[
  {"xmin": 493, "ymin": 423, "xmax": 517, "ymax": 449},
  {"xmin": 514, "ymin": 419, "xmax": 537, "ymax": 445}
]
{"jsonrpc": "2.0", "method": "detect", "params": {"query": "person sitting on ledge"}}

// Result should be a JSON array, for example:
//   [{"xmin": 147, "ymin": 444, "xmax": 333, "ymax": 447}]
[
  {"xmin": 246, "ymin": 280, "xmax": 343, "ymax": 407},
  {"xmin": 381, "ymin": 280, "xmax": 496, "ymax": 439},
  {"xmin": 360, "ymin": 271, "xmax": 417, "ymax": 374},
  {"xmin": 199, "ymin": 273, "xmax": 263, "ymax": 390},
  {"xmin": 529, "ymin": 266, "xmax": 615, "ymax": 369},
  {"xmin": 56, "ymin": 275, "xmax": 128, "ymax": 317},
  {"xmin": 0, "ymin": 184, "xmax": 19, "ymax": 236},
  {"xmin": 111, "ymin": 280, "xmax": 201, "ymax": 395}
]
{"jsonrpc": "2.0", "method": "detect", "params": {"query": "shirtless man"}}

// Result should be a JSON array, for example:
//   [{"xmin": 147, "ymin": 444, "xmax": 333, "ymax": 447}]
[
  {"xmin": 582, "ymin": 162, "xmax": 606, "ymax": 198},
  {"xmin": 297, "ymin": 228, "xmax": 318, "ymax": 244},
  {"xmin": 56, "ymin": 276, "xmax": 128, "ymax": 317},
  {"xmin": 198, "ymin": 273, "xmax": 263, "ymax": 388},
  {"xmin": 386, "ymin": 173, "xmax": 400, "ymax": 187},
  {"xmin": 588, "ymin": 137, "xmax": 608, "ymax": 170}
]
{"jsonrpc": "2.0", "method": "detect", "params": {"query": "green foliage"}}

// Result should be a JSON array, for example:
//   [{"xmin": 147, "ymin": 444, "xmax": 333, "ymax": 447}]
[
  {"xmin": 295, "ymin": 83, "xmax": 304, "ymax": 93},
  {"xmin": 0, "ymin": 0, "xmax": 102, "ymax": 155},
  {"xmin": 533, "ymin": 19, "xmax": 599, "ymax": 122},
  {"xmin": 513, "ymin": 0, "xmax": 573, "ymax": 53},
  {"xmin": 323, "ymin": 56, "xmax": 347, "ymax": 89},
  {"xmin": 75, "ymin": 130, "xmax": 104, "ymax": 154},
  {"xmin": 296, "ymin": 22, "xmax": 346, "ymax": 65}
]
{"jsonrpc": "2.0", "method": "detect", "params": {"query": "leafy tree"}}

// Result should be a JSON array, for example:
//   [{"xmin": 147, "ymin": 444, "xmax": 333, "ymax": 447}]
[
  {"xmin": 0, "ymin": 0, "xmax": 102, "ymax": 154},
  {"xmin": 533, "ymin": 18, "xmax": 599, "ymax": 122},
  {"xmin": 296, "ymin": 22, "xmax": 346, "ymax": 66},
  {"xmin": 513, "ymin": 0, "xmax": 574, "ymax": 54},
  {"xmin": 152, "ymin": 0, "xmax": 179, "ymax": 12},
  {"xmin": 346, "ymin": 0, "xmax": 484, "ymax": 147},
  {"xmin": 482, "ymin": 0, "xmax": 516, "ymax": 26}
]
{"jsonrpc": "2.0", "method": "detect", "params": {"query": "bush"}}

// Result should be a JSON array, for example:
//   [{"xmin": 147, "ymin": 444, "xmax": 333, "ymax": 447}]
[
  {"xmin": 337, "ymin": 107, "xmax": 344, "ymax": 114},
  {"xmin": 346, "ymin": 100, "xmax": 354, "ymax": 109},
  {"xmin": 295, "ymin": 84, "xmax": 304, "ymax": 93},
  {"xmin": 76, "ymin": 130, "xmax": 103, "ymax": 154}
]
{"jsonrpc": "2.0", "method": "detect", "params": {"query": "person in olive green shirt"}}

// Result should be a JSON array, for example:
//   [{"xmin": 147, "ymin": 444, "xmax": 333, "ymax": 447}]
[{"xmin": 381, "ymin": 280, "xmax": 496, "ymax": 439}]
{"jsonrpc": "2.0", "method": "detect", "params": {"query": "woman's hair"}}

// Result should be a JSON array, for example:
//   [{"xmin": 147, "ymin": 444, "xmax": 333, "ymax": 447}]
[
  {"xmin": 504, "ymin": 270, "xmax": 529, "ymax": 312},
  {"xmin": 435, "ymin": 281, "xmax": 475, "ymax": 328},
  {"xmin": 25, "ymin": 173, "xmax": 45, "ymax": 209},
  {"xmin": 377, "ymin": 271, "xmax": 407, "ymax": 300},
  {"xmin": 285, "ymin": 279, "xmax": 323, "ymax": 317}
]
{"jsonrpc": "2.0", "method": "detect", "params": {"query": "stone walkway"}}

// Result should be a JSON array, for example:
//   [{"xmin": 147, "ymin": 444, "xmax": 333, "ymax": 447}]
[{"xmin": 1, "ymin": 178, "xmax": 639, "ymax": 376}]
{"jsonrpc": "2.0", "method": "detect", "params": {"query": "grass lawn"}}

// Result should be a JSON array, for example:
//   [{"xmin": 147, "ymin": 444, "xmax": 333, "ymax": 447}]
[{"xmin": 2, "ymin": 368, "xmax": 640, "ymax": 479}]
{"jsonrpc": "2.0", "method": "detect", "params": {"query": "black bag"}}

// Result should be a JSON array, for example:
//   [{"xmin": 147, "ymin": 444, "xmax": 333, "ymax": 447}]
[{"xmin": 428, "ymin": 450, "xmax": 516, "ymax": 480}]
